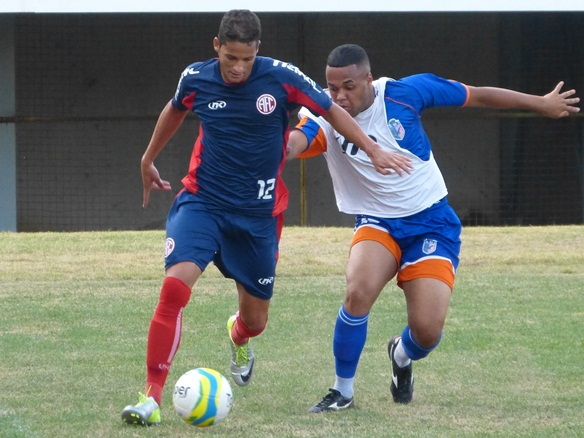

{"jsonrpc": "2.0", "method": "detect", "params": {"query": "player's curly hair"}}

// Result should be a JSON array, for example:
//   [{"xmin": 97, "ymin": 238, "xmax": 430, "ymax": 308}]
[
  {"xmin": 327, "ymin": 44, "xmax": 370, "ymax": 71},
  {"xmin": 218, "ymin": 9, "xmax": 261, "ymax": 45}
]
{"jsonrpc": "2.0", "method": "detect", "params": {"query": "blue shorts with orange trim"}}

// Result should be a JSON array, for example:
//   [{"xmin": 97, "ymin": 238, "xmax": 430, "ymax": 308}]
[
  {"xmin": 351, "ymin": 198, "xmax": 461, "ymax": 290},
  {"xmin": 164, "ymin": 190, "xmax": 282, "ymax": 300}
]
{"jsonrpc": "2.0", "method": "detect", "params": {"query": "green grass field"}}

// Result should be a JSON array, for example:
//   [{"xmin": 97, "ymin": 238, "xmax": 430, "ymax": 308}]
[{"xmin": 0, "ymin": 226, "xmax": 583, "ymax": 437}]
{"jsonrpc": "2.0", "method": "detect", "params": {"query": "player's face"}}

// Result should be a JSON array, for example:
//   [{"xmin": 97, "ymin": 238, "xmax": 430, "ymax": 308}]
[
  {"xmin": 326, "ymin": 64, "xmax": 374, "ymax": 117},
  {"xmin": 214, "ymin": 38, "xmax": 259, "ymax": 84}
]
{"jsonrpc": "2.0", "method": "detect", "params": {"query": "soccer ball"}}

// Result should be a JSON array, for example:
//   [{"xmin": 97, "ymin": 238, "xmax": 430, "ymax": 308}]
[{"xmin": 173, "ymin": 368, "xmax": 233, "ymax": 427}]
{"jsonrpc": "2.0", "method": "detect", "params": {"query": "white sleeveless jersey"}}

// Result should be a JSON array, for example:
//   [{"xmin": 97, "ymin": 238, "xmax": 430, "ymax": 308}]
[{"xmin": 298, "ymin": 77, "xmax": 449, "ymax": 218}]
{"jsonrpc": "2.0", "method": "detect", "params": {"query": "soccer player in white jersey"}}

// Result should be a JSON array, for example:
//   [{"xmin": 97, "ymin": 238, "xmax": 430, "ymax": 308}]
[{"xmin": 287, "ymin": 44, "xmax": 580, "ymax": 412}]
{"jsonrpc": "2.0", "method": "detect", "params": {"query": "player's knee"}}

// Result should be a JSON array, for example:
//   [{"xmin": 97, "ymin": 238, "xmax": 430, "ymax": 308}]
[
  {"xmin": 344, "ymin": 280, "xmax": 379, "ymax": 314},
  {"xmin": 237, "ymin": 314, "xmax": 267, "ymax": 338},
  {"xmin": 244, "ymin": 320, "xmax": 266, "ymax": 336},
  {"xmin": 158, "ymin": 276, "xmax": 192, "ymax": 311},
  {"xmin": 346, "ymin": 274, "xmax": 371, "ymax": 295},
  {"xmin": 409, "ymin": 325, "xmax": 443, "ymax": 348},
  {"xmin": 401, "ymin": 325, "xmax": 442, "ymax": 361},
  {"xmin": 343, "ymin": 295, "xmax": 373, "ymax": 316}
]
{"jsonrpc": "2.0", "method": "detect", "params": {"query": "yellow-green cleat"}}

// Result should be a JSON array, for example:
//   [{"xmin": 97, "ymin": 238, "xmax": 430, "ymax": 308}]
[
  {"xmin": 227, "ymin": 313, "xmax": 255, "ymax": 386},
  {"xmin": 121, "ymin": 392, "xmax": 161, "ymax": 426}
]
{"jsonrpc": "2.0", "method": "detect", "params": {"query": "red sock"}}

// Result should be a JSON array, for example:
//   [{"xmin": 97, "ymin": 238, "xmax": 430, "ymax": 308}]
[
  {"xmin": 145, "ymin": 276, "xmax": 191, "ymax": 405},
  {"xmin": 231, "ymin": 313, "xmax": 266, "ymax": 346}
]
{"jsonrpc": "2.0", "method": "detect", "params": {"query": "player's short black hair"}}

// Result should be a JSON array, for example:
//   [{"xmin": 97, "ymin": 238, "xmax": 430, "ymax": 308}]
[
  {"xmin": 218, "ymin": 9, "xmax": 261, "ymax": 45},
  {"xmin": 327, "ymin": 44, "xmax": 370, "ymax": 71}
]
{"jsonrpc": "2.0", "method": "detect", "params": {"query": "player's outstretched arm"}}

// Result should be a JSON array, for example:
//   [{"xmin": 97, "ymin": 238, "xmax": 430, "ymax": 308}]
[
  {"xmin": 466, "ymin": 82, "xmax": 580, "ymax": 119},
  {"xmin": 141, "ymin": 100, "xmax": 188, "ymax": 208},
  {"xmin": 323, "ymin": 103, "xmax": 413, "ymax": 176}
]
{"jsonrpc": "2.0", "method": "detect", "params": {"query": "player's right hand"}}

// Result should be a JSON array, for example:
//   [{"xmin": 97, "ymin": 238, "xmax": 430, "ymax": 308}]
[{"xmin": 141, "ymin": 161, "xmax": 171, "ymax": 208}]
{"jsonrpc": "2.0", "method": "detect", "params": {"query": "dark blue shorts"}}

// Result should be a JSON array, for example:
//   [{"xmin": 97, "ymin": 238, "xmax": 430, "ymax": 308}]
[{"xmin": 164, "ymin": 191, "xmax": 279, "ymax": 300}]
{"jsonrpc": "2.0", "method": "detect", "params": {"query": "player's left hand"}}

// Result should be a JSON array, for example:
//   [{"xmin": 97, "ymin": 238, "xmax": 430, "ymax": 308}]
[{"xmin": 542, "ymin": 81, "xmax": 580, "ymax": 118}]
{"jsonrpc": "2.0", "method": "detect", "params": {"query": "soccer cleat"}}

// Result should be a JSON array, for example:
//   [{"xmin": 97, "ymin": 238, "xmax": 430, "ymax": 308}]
[
  {"xmin": 121, "ymin": 392, "xmax": 161, "ymax": 426},
  {"xmin": 227, "ymin": 313, "xmax": 255, "ymax": 386},
  {"xmin": 308, "ymin": 388, "xmax": 354, "ymax": 413},
  {"xmin": 388, "ymin": 335, "xmax": 414, "ymax": 404}
]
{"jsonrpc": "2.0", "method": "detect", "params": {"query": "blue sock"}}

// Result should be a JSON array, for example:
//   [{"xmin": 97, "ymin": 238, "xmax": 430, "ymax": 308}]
[
  {"xmin": 333, "ymin": 306, "xmax": 369, "ymax": 379},
  {"xmin": 400, "ymin": 325, "xmax": 442, "ymax": 361}
]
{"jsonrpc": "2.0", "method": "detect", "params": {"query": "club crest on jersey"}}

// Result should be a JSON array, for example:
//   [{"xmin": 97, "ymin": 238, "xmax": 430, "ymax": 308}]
[
  {"xmin": 388, "ymin": 118, "xmax": 405, "ymax": 141},
  {"xmin": 164, "ymin": 238, "xmax": 175, "ymax": 258},
  {"xmin": 422, "ymin": 239, "xmax": 438, "ymax": 255},
  {"xmin": 256, "ymin": 94, "xmax": 276, "ymax": 115}
]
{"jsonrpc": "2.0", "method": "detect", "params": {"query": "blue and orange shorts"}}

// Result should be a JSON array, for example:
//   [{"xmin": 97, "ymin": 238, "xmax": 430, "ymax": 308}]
[{"xmin": 351, "ymin": 198, "xmax": 462, "ymax": 290}]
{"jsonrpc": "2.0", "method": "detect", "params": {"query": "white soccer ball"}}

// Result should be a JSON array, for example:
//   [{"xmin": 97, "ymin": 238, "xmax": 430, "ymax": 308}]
[{"xmin": 173, "ymin": 368, "xmax": 233, "ymax": 427}]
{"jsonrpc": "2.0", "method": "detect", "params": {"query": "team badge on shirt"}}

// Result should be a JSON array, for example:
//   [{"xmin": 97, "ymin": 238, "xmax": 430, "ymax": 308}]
[
  {"xmin": 388, "ymin": 118, "xmax": 405, "ymax": 141},
  {"xmin": 256, "ymin": 94, "xmax": 277, "ymax": 114}
]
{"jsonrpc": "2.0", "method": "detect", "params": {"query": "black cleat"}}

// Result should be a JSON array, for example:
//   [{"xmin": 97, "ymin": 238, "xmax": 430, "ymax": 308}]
[
  {"xmin": 307, "ymin": 388, "xmax": 354, "ymax": 413},
  {"xmin": 388, "ymin": 336, "xmax": 414, "ymax": 404}
]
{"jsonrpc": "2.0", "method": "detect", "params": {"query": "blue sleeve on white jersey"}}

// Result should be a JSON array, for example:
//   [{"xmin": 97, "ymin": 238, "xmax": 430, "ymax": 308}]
[
  {"xmin": 384, "ymin": 74, "xmax": 469, "ymax": 161},
  {"xmin": 397, "ymin": 73, "xmax": 468, "ymax": 112},
  {"xmin": 297, "ymin": 118, "xmax": 321, "ymax": 146}
]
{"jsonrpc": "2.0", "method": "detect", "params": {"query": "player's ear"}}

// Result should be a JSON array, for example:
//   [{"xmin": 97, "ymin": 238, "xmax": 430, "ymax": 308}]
[
  {"xmin": 213, "ymin": 37, "xmax": 221, "ymax": 54},
  {"xmin": 256, "ymin": 40, "xmax": 261, "ymax": 53}
]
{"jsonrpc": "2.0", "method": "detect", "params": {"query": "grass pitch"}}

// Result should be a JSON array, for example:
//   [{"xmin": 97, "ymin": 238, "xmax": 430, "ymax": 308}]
[{"xmin": 0, "ymin": 226, "xmax": 583, "ymax": 437}]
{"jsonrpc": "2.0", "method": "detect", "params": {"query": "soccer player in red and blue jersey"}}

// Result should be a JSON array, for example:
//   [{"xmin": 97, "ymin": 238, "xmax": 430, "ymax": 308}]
[{"xmin": 121, "ymin": 12, "xmax": 413, "ymax": 426}]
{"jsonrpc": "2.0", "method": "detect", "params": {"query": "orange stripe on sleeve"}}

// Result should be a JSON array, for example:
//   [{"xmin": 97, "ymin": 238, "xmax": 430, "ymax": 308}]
[
  {"xmin": 295, "ymin": 117, "xmax": 328, "ymax": 158},
  {"xmin": 460, "ymin": 83, "xmax": 471, "ymax": 107},
  {"xmin": 447, "ymin": 79, "xmax": 471, "ymax": 107}
]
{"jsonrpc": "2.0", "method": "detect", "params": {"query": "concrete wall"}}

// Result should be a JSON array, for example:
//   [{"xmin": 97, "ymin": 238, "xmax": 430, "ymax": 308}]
[
  {"xmin": 0, "ymin": 16, "xmax": 17, "ymax": 231},
  {"xmin": 6, "ymin": 12, "xmax": 583, "ymax": 230}
]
